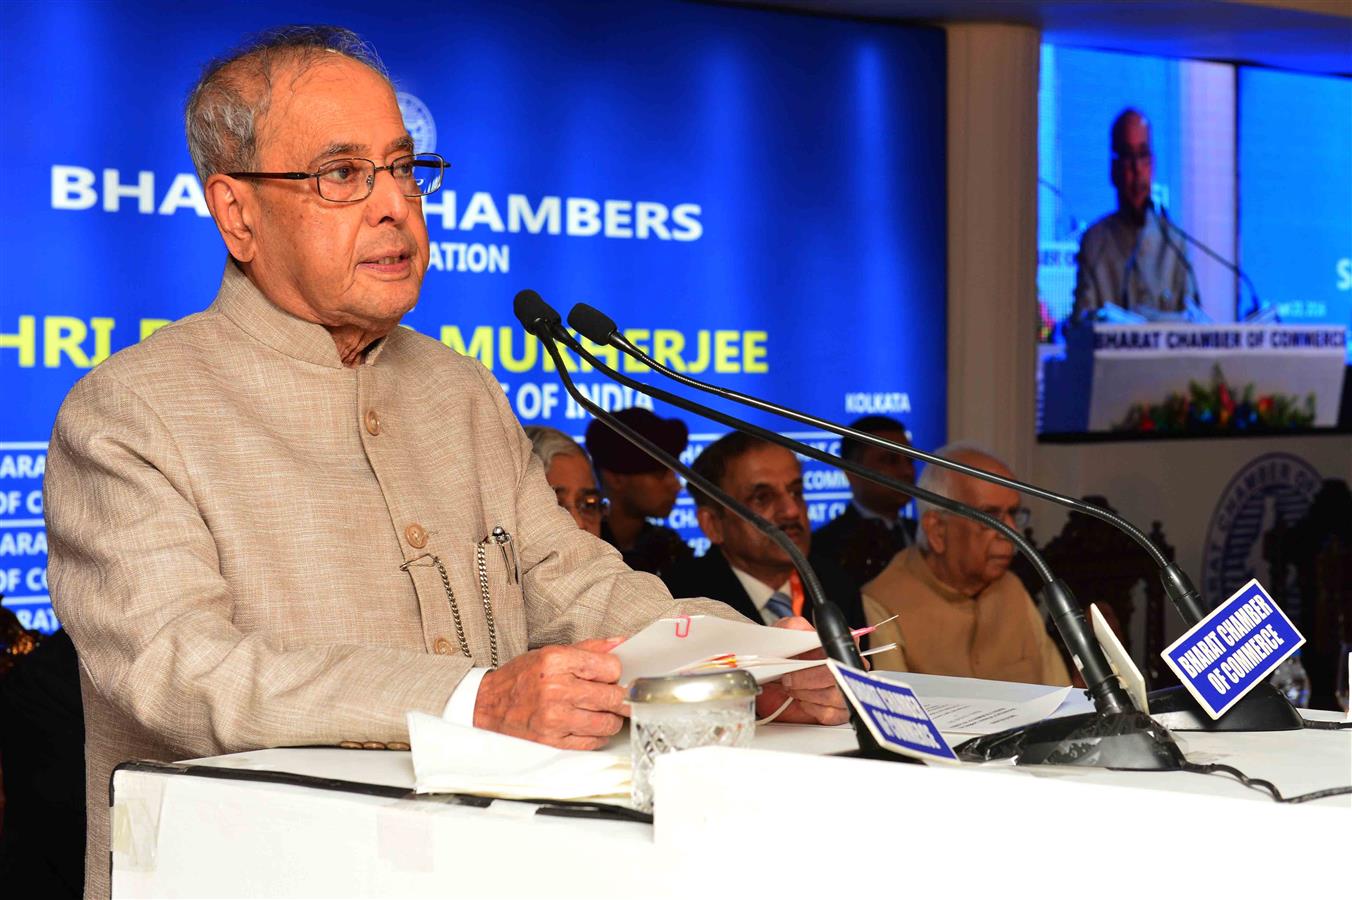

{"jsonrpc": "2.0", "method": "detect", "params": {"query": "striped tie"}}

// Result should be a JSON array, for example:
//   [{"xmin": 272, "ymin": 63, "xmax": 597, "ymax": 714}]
[{"xmin": 766, "ymin": 591, "xmax": 795, "ymax": 622}]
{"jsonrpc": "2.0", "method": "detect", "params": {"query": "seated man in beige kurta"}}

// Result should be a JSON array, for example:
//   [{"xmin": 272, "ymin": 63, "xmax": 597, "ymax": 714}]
[{"xmin": 862, "ymin": 444, "xmax": 1070, "ymax": 686}]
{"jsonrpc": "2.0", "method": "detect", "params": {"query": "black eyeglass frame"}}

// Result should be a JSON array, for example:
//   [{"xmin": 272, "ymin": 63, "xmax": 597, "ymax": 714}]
[
  {"xmin": 226, "ymin": 152, "xmax": 449, "ymax": 203},
  {"xmin": 938, "ymin": 505, "xmax": 1032, "ymax": 531}
]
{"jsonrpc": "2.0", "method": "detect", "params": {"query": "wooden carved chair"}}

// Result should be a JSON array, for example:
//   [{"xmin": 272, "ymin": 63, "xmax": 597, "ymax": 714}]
[{"xmin": 1267, "ymin": 479, "xmax": 1352, "ymax": 711}]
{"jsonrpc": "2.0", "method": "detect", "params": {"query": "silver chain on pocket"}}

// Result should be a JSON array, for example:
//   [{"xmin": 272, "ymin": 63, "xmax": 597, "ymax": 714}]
[
  {"xmin": 400, "ymin": 542, "xmax": 502, "ymax": 668},
  {"xmin": 473, "ymin": 539, "xmax": 502, "ymax": 669}
]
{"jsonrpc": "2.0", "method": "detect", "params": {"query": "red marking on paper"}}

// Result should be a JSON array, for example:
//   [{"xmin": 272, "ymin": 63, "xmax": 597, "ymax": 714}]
[{"xmin": 674, "ymin": 616, "xmax": 692, "ymax": 638}]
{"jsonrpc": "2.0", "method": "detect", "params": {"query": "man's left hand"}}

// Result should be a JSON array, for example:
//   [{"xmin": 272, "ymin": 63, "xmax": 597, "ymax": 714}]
[{"xmin": 755, "ymin": 616, "xmax": 850, "ymax": 725}]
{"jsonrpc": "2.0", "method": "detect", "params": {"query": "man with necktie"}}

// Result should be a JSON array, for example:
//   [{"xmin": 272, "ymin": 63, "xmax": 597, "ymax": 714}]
[{"xmin": 662, "ymin": 432, "xmax": 866, "ymax": 632}]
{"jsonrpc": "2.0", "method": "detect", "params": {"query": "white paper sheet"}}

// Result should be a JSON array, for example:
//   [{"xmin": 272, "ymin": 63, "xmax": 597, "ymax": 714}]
[
  {"xmin": 869, "ymin": 671, "xmax": 1073, "ymax": 735},
  {"xmin": 612, "ymin": 614, "xmax": 822, "ymax": 685}
]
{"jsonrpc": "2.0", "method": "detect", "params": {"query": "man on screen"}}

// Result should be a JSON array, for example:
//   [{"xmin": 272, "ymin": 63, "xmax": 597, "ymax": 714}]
[
  {"xmin": 44, "ymin": 26, "xmax": 847, "ymax": 897},
  {"xmin": 1073, "ymin": 108, "xmax": 1193, "ymax": 320}
]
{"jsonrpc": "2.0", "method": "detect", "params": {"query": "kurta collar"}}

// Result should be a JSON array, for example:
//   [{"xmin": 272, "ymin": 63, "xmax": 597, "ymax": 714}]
[
  {"xmin": 904, "ymin": 546, "xmax": 976, "ymax": 606},
  {"xmin": 212, "ymin": 258, "xmax": 393, "ymax": 369}
]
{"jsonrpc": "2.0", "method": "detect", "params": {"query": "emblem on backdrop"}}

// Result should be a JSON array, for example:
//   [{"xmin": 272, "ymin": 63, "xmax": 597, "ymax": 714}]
[
  {"xmin": 397, "ymin": 92, "xmax": 437, "ymax": 155},
  {"xmin": 1202, "ymin": 452, "xmax": 1321, "ymax": 607}
]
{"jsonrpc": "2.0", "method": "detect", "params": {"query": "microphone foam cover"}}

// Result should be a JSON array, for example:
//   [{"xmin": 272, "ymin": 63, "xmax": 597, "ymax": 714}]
[
  {"xmin": 568, "ymin": 304, "xmax": 618, "ymax": 343},
  {"xmin": 513, "ymin": 290, "xmax": 560, "ymax": 332}
]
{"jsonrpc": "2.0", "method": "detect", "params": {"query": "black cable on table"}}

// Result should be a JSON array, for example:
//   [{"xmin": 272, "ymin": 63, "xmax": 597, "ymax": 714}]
[
  {"xmin": 1300, "ymin": 717, "xmax": 1352, "ymax": 730},
  {"xmin": 1181, "ymin": 761, "xmax": 1352, "ymax": 804}
]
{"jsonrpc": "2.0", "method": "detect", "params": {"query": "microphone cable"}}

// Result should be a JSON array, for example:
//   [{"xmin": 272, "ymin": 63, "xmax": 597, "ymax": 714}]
[
  {"xmin": 1300, "ymin": 717, "xmax": 1352, "ymax": 730},
  {"xmin": 1178, "ymin": 760, "xmax": 1352, "ymax": 805}
]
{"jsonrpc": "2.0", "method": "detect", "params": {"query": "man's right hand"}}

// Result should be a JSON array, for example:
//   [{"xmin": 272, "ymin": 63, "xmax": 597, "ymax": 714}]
[{"xmin": 472, "ymin": 638, "xmax": 628, "ymax": 750}]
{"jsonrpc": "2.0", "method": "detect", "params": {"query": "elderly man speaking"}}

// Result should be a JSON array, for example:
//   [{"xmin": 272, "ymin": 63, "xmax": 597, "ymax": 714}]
[
  {"xmin": 44, "ymin": 26, "xmax": 846, "ymax": 897},
  {"xmin": 862, "ymin": 444, "xmax": 1071, "ymax": 687}
]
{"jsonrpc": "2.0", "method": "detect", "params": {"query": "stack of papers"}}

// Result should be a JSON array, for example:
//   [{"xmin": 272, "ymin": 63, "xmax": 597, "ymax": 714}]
[
  {"xmin": 409, "ymin": 616, "xmax": 894, "ymax": 803},
  {"xmin": 407, "ymin": 712, "xmax": 629, "ymax": 801},
  {"xmin": 871, "ymin": 671, "xmax": 1075, "ymax": 735},
  {"xmin": 613, "ymin": 614, "xmax": 892, "ymax": 685}
]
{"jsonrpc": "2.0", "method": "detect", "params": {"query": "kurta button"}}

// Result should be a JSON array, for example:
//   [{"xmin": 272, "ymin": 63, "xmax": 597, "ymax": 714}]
[
  {"xmin": 362, "ymin": 741, "xmax": 387, "ymax": 751},
  {"xmin": 387, "ymin": 741, "xmax": 411, "ymax": 752},
  {"xmin": 338, "ymin": 741, "xmax": 363, "ymax": 750},
  {"xmin": 433, "ymin": 637, "xmax": 453, "ymax": 655},
  {"xmin": 364, "ymin": 409, "xmax": 381, "ymax": 436},
  {"xmin": 405, "ymin": 523, "xmax": 428, "ymax": 548}
]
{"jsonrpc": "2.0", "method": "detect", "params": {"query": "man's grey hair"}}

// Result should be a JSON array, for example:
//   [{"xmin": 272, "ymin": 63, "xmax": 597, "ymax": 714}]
[
  {"xmin": 914, "ymin": 441, "xmax": 1011, "ymax": 551},
  {"xmin": 184, "ymin": 25, "xmax": 391, "ymax": 183},
  {"xmin": 524, "ymin": 426, "xmax": 592, "ymax": 472}
]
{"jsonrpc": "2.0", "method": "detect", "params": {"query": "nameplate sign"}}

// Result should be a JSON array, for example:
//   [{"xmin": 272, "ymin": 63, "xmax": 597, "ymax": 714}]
[
  {"xmin": 1091, "ymin": 324, "xmax": 1346, "ymax": 356},
  {"xmin": 826, "ymin": 661, "xmax": 958, "ymax": 763},
  {"xmin": 1161, "ymin": 579, "xmax": 1304, "ymax": 719}
]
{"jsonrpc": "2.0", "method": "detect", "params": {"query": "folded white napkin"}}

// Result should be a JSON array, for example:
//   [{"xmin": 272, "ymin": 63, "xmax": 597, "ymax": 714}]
[{"xmin": 407, "ymin": 712, "xmax": 630, "ymax": 801}]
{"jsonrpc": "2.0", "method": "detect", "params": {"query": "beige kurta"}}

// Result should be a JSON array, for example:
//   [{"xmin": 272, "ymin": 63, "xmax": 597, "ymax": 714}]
[
  {"xmin": 45, "ymin": 260, "xmax": 739, "ymax": 898},
  {"xmin": 862, "ymin": 547, "xmax": 1071, "ymax": 686}
]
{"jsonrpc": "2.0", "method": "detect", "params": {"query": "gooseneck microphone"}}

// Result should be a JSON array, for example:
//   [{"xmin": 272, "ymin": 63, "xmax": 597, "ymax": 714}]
[
  {"xmin": 1159, "ymin": 205, "xmax": 1265, "ymax": 320},
  {"xmin": 1119, "ymin": 221, "xmax": 1145, "ymax": 310},
  {"xmin": 568, "ymin": 302, "xmax": 1304, "ymax": 735},
  {"xmin": 569, "ymin": 303, "xmax": 1205, "ymax": 621},
  {"xmin": 512, "ymin": 291, "xmax": 893, "ymax": 763},
  {"xmin": 1149, "ymin": 204, "xmax": 1201, "ymax": 310},
  {"xmin": 565, "ymin": 317, "xmax": 1121, "ymax": 713},
  {"xmin": 529, "ymin": 293, "xmax": 1184, "ymax": 769}
]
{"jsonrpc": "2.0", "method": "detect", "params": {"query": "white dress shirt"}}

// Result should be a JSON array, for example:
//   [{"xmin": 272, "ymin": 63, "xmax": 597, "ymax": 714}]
[{"xmin": 730, "ymin": 567, "xmax": 793, "ymax": 626}]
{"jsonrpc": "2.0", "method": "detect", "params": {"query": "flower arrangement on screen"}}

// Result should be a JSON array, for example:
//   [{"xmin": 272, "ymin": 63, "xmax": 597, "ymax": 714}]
[{"xmin": 1114, "ymin": 365, "xmax": 1316, "ymax": 433}]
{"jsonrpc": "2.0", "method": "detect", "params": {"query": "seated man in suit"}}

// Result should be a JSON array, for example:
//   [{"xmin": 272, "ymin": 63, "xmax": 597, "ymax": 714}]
[
  {"xmin": 663, "ymin": 432, "xmax": 866, "ymax": 631},
  {"xmin": 812, "ymin": 415, "xmax": 918, "ymax": 588},
  {"xmin": 862, "ymin": 443, "xmax": 1070, "ymax": 685}
]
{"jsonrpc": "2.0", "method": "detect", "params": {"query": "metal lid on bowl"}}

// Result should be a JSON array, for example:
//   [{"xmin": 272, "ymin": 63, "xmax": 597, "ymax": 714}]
[{"xmin": 627, "ymin": 670, "xmax": 760, "ymax": 705}]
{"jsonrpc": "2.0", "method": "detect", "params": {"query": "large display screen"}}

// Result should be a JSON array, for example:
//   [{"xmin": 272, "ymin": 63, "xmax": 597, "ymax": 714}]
[
  {"xmin": 1037, "ymin": 45, "xmax": 1350, "ymax": 438},
  {"xmin": 0, "ymin": 0, "xmax": 948, "ymax": 632},
  {"xmin": 1239, "ymin": 68, "xmax": 1352, "ymax": 336}
]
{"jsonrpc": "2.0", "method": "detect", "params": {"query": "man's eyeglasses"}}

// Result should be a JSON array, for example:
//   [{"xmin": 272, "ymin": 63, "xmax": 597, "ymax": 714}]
[
  {"xmin": 227, "ymin": 152, "xmax": 448, "ymax": 203},
  {"xmin": 974, "ymin": 505, "xmax": 1032, "ymax": 530},
  {"xmin": 556, "ymin": 492, "xmax": 609, "ymax": 520}
]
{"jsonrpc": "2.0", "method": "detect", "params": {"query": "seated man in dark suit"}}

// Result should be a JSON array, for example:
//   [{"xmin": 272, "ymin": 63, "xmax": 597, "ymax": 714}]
[
  {"xmin": 662, "ymin": 432, "xmax": 866, "ymax": 631},
  {"xmin": 812, "ymin": 415, "xmax": 918, "ymax": 588}
]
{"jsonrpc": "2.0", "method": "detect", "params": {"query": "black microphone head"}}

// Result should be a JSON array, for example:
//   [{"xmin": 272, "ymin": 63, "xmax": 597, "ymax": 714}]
[
  {"xmin": 568, "ymin": 304, "xmax": 618, "ymax": 344},
  {"xmin": 513, "ymin": 290, "xmax": 561, "ymax": 336}
]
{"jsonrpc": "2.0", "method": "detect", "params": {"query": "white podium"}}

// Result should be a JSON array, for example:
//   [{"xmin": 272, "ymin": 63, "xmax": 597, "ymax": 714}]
[
  {"xmin": 1043, "ymin": 322, "xmax": 1347, "ymax": 433},
  {"xmin": 110, "ymin": 711, "xmax": 1349, "ymax": 898}
]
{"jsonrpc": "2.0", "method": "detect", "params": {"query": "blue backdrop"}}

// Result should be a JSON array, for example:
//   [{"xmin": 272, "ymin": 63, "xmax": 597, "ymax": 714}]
[
  {"xmin": 1, "ymin": 0, "xmax": 949, "ymax": 632},
  {"xmin": 1239, "ymin": 67, "xmax": 1352, "ymax": 343}
]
